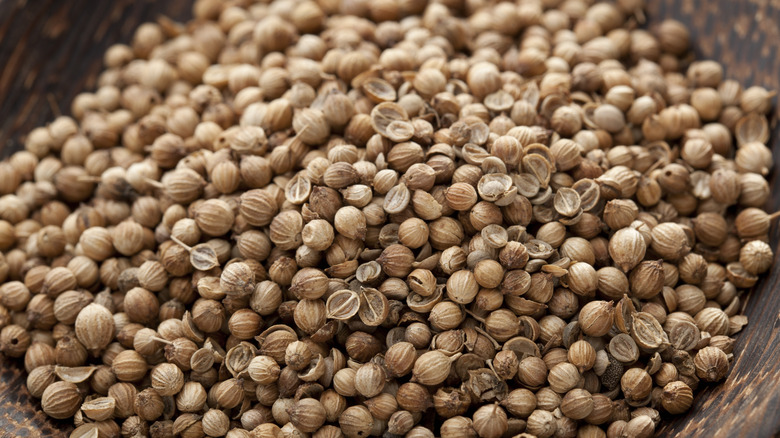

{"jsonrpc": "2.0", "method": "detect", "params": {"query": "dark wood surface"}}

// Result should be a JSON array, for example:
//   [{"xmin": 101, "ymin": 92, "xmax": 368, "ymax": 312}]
[{"xmin": 0, "ymin": 0, "xmax": 778, "ymax": 437}]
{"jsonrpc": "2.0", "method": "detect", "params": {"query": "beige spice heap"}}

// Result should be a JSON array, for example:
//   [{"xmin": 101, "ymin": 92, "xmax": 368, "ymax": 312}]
[{"xmin": 0, "ymin": 0, "xmax": 776, "ymax": 437}]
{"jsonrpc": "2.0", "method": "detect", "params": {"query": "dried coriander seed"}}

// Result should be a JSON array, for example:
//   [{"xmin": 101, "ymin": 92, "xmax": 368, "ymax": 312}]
[
  {"xmin": 0, "ymin": 2, "xmax": 774, "ymax": 438},
  {"xmin": 472, "ymin": 404, "xmax": 508, "ymax": 438},
  {"xmin": 579, "ymin": 301, "xmax": 614, "ymax": 337},
  {"xmin": 74, "ymin": 303, "xmax": 114, "ymax": 355},
  {"xmin": 41, "ymin": 381, "xmax": 82, "ymax": 419},
  {"xmin": 661, "ymin": 381, "xmax": 694, "ymax": 414},
  {"xmin": 694, "ymin": 346, "xmax": 730, "ymax": 382}
]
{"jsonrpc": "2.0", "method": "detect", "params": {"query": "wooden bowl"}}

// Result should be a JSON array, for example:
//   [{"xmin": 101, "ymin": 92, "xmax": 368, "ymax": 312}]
[{"xmin": 0, "ymin": 1, "xmax": 777, "ymax": 436}]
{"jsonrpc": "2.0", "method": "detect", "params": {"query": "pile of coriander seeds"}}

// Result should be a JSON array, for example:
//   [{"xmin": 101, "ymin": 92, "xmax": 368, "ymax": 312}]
[{"xmin": 0, "ymin": 0, "xmax": 776, "ymax": 437}]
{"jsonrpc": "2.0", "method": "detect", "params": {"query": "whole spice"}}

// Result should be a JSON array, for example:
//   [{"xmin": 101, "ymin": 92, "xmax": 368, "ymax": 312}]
[
  {"xmin": 385, "ymin": 342, "xmax": 416, "ymax": 378},
  {"xmin": 579, "ymin": 301, "xmax": 614, "ymax": 337},
  {"xmin": 75, "ymin": 303, "xmax": 114, "ymax": 355},
  {"xmin": 27, "ymin": 365, "xmax": 56, "ymax": 398},
  {"xmin": 621, "ymin": 368, "xmax": 653, "ymax": 403},
  {"xmin": 472, "ymin": 404, "xmax": 508, "ymax": 438},
  {"xmin": 288, "ymin": 398, "xmax": 327, "ymax": 433},
  {"xmin": 339, "ymin": 405, "xmax": 374, "ymax": 438},
  {"xmin": 112, "ymin": 350, "xmax": 148, "ymax": 382},
  {"xmin": 0, "ymin": 3, "xmax": 773, "ymax": 438},
  {"xmin": 412, "ymin": 351, "xmax": 458, "ymax": 386},
  {"xmin": 694, "ymin": 346, "xmax": 730, "ymax": 382},
  {"xmin": 526, "ymin": 409, "xmax": 557, "ymax": 438},
  {"xmin": 560, "ymin": 389, "xmax": 594, "ymax": 420},
  {"xmin": 41, "ymin": 381, "xmax": 82, "ymax": 419},
  {"xmin": 150, "ymin": 362, "xmax": 184, "ymax": 397},
  {"xmin": 661, "ymin": 381, "xmax": 694, "ymax": 414},
  {"xmin": 202, "ymin": 409, "xmax": 230, "ymax": 437},
  {"xmin": 354, "ymin": 362, "xmax": 386, "ymax": 398}
]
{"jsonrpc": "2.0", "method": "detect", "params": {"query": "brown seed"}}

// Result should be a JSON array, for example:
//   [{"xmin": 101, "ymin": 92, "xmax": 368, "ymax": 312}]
[
  {"xmin": 568, "ymin": 340, "xmax": 596, "ymax": 372},
  {"xmin": 288, "ymin": 398, "xmax": 327, "ymax": 433},
  {"xmin": 693, "ymin": 212, "xmax": 728, "ymax": 247},
  {"xmin": 548, "ymin": 362, "xmax": 582, "ymax": 394},
  {"xmin": 228, "ymin": 309, "xmax": 263, "ymax": 340},
  {"xmin": 339, "ymin": 405, "xmax": 374, "ymax": 438},
  {"xmin": 385, "ymin": 342, "xmax": 417, "ymax": 378},
  {"xmin": 567, "ymin": 262, "xmax": 598, "ymax": 297},
  {"xmin": 301, "ymin": 219, "xmax": 335, "ymax": 251},
  {"xmin": 413, "ymin": 351, "xmax": 458, "ymax": 386},
  {"xmin": 560, "ymin": 389, "xmax": 594, "ymax": 420},
  {"xmin": 609, "ymin": 228, "xmax": 646, "ymax": 272},
  {"xmin": 134, "ymin": 387, "xmax": 164, "ymax": 421},
  {"xmin": 27, "ymin": 365, "xmax": 57, "ymax": 398},
  {"xmin": 739, "ymin": 240, "xmax": 774, "ymax": 275},
  {"xmin": 111, "ymin": 350, "xmax": 148, "ymax": 382},
  {"xmin": 354, "ymin": 362, "xmax": 386, "ymax": 398},
  {"xmin": 285, "ymin": 341, "xmax": 312, "ymax": 371},
  {"xmin": 202, "ymin": 409, "xmax": 230, "ymax": 437},
  {"xmin": 150, "ymin": 362, "xmax": 184, "ymax": 397},
  {"xmin": 609, "ymin": 333, "xmax": 640, "ymax": 363},
  {"xmin": 446, "ymin": 270, "xmax": 479, "ymax": 304},
  {"xmin": 694, "ymin": 346, "xmax": 730, "ymax": 382},
  {"xmin": 0, "ymin": 2, "xmax": 776, "ymax": 434},
  {"xmin": 445, "ymin": 183, "xmax": 478, "ymax": 211},
  {"xmin": 220, "ymin": 262, "xmax": 255, "ymax": 297},
  {"xmin": 669, "ymin": 321, "xmax": 701, "ymax": 351},
  {"xmin": 485, "ymin": 309, "xmax": 519, "ymax": 342},
  {"xmin": 384, "ymin": 183, "xmax": 411, "ymax": 215},
  {"xmin": 623, "ymin": 415, "xmax": 655, "ymax": 438},
  {"xmin": 662, "ymin": 381, "xmax": 694, "ymax": 414},
  {"xmin": 579, "ymin": 301, "xmax": 614, "ymax": 337},
  {"xmin": 472, "ymin": 404, "xmax": 508, "ymax": 438},
  {"xmin": 194, "ymin": 199, "xmax": 234, "ymax": 237},
  {"xmin": 41, "ymin": 381, "xmax": 82, "ymax": 419},
  {"xmin": 74, "ymin": 304, "xmax": 114, "ymax": 355},
  {"xmin": 124, "ymin": 287, "xmax": 159, "ymax": 326},
  {"xmin": 651, "ymin": 222, "xmax": 691, "ymax": 262},
  {"xmin": 474, "ymin": 259, "xmax": 504, "ymax": 289},
  {"xmin": 80, "ymin": 396, "xmax": 116, "ymax": 422},
  {"xmin": 621, "ymin": 368, "xmax": 653, "ymax": 402},
  {"xmin": 526, "ymin": 409, "xmax": 557, "ymax": 437},
  {"xmin": 629, "ymin": 260, "xmax": 664, "ymax": 299},
  {"xmin": 378, "ymin": 244, "xmax": 415, "ymax": 278},
  {"xmin": 176, "ymin": 381, "xmax": 207, "ymax": 413},
  {"xmin": 603, "ymin": 199, "xmax": 638, "ymax": 231},
  {"xmin": 553, "ymin": 187, "xmax": 582, "ymax": 217}
]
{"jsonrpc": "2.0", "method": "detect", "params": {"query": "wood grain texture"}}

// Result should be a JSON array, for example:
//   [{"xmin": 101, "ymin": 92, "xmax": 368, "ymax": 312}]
[{"xmin": 0, "ymin": 0, "xmax": 777, "ymax": 437}]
